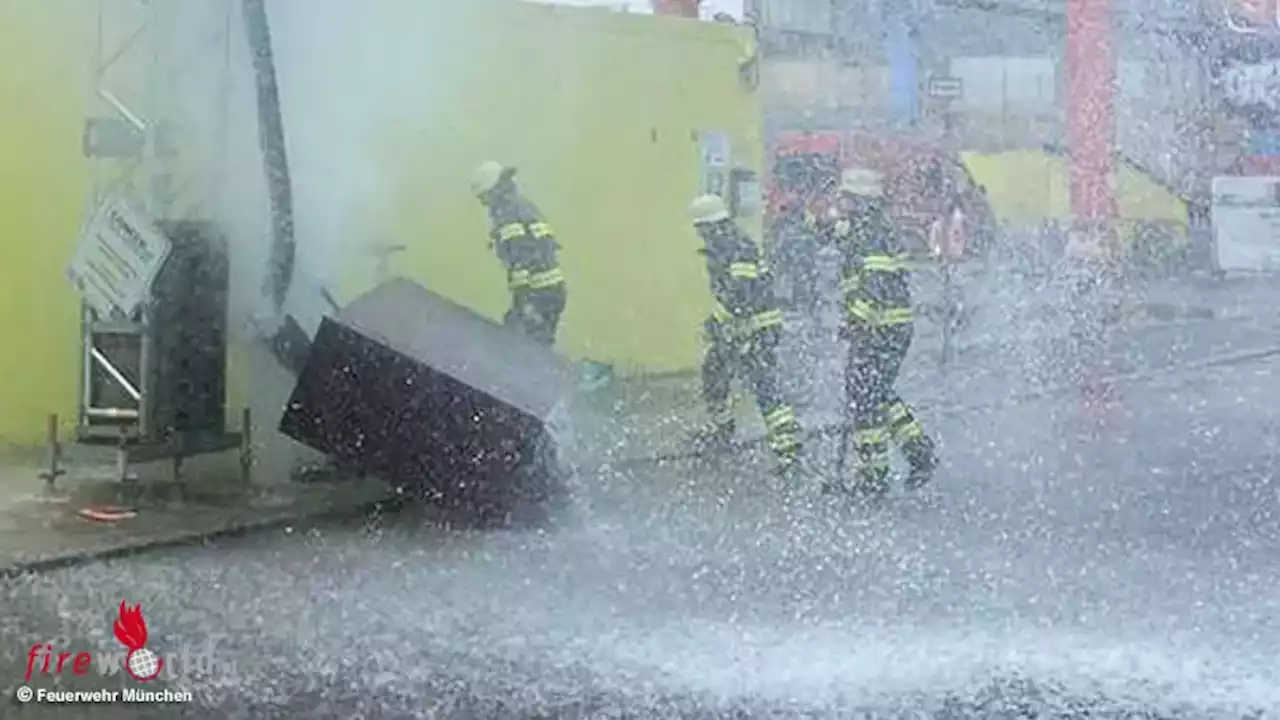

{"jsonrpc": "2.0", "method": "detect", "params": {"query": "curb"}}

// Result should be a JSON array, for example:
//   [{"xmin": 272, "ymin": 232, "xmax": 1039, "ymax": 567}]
[
  {"xmin": 600, "ymin": 343, "xmax": 1280, "ymax": 471},
  {"xmin": 0, "ymin": 492, "xmax": 401, "ymax": 580}
]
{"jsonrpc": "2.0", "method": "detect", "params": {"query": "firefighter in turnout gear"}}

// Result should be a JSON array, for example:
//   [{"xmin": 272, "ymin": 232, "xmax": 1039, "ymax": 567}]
[
  {"xmin": 688, "ymin": 194, "xmax": 808, "ymax": 478},
  {"xmin": 825, "ymin": 169, "xmax": 938, "ymax": 499},
  {"xmin": 471, "ymin": 161, "xmax": 567, "ymax": 346}
]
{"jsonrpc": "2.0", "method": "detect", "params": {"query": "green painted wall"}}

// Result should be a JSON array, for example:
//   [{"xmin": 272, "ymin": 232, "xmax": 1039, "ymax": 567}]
[
  {"xmin": 0, "ymin": 0, "xmax": 762, "ymax": 446},
  {"xmin": 0, "ymin": 0, "xmax": 92, "ymax": 446}
]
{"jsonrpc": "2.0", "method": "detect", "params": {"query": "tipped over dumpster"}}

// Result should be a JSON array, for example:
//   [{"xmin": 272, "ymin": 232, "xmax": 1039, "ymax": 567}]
[{"xmin": 277, "ymin": 278, "xmax": 575, "ymax": 526}]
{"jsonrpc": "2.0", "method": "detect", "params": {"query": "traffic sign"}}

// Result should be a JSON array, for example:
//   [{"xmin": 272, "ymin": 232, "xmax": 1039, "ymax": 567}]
[
  {"xmin": 67, "ymin": 196, "xmax": 173, "ymax": 320},
  {"xmin": 1223, "ymin": 0, "xmax": 1279, "ymax": 33},
  {"xmin": 927, "ymin": 76, "xmax": 963, "ymax": 100}
]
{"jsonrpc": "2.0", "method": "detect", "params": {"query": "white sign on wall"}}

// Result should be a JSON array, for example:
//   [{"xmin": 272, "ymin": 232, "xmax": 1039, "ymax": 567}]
[
  {"xmin": 67, "ymin": 197, "xmax": 173, "ymax": 320},
  {"xmin": 1211, "ymin": 175, "xmax": 1280, "ymax": 272},
  {"xmin": 1217, "ymin": 61, "xmax": 1280, "ymax": 110},
  {"xmin": 698, "ymin": 130, "xmax": 732, "ymax": 197}
]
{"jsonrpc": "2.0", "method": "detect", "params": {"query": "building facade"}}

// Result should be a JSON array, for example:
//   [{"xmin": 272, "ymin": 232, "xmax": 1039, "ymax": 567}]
[{"xmin": 751, "ymin": 0, "xmax": 1229, "ymax": 202}]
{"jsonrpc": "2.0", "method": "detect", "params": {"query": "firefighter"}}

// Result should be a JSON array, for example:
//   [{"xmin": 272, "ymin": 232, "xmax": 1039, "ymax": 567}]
[
  {"xmin": 687, "ymin": 194, "xmax": 811, "ymax": 479},
  {"xmin": 471, "ymin": 161, "xmax": 566, "ymax": 346},
  {"xmin": 769, "ymin": 158, "xmax": 837, "ymax": 321},
  {"xmin": 826, "ymin": 168, "xmax": 938, "ymax": 499}
]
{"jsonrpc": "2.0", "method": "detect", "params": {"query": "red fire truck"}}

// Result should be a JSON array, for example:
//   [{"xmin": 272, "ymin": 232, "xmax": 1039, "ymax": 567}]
[{"xmin": 763, "ymin": 129, "xmax": 995, "ymax": 257}]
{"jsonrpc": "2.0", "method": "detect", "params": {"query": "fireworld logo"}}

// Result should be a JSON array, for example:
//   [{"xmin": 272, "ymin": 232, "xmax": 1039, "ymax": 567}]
[
  {"xmin": 114, "ymin": 602, "xmax": 162, "ymax": 681},
  {"xmin": 24, "ymin": 601, "xmax": 186, "ymax": 683}
]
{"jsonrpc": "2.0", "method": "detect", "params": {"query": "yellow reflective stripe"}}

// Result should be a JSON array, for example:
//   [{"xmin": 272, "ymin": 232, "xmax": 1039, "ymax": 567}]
[
  {"xmin": 498, "ymin": 223, "xmax": 526, "ymax": 241},
  {"xmin": 711, "ymin": 303, "xmax": 734, "ymax": 323},
  {"xmin": 847, "ymin": 299, "xmax": 877, "ymax": 321},
  {"xmin": 853, "ymin": 427, "xmax": 889, "ymax": 444},
  {"xmin": 508, "ymin": 269, "xmax": 531, "ymax": 289},
  {"xmin": 728, "ymin": 262, "xmax": 759, "ymax": 279},
  {"xmin": 863, "ymin": 254, "xmax": 909, "ymax": 272},
  {"xmin": 839, "ymin": 273, "xmax": 861, "ymax": 295},
  {"xmin": 528, "ymin": 222, "xmax": 554, "ymax": 238},
  {"xmin": 751, "ymin": 309, "xmax": 783, "ymax": 331},
  {"xmin": 886, "ymin": 402, "xmax": 912, "ymax": 424},
  {"xmin": 891, "ymin": 419, "xmax": 924, "ymax": 440},
  {"xmin": 768, "ymin": 432, "xmax": 799, "ymax": 453},
  {"xmin": 882, "ymin": 307, "xmax": 914, "ymax": 324},
  {"xmin": 527, "ymin": 268, "xmax": 564, "ymax": 288},
  {"xmin": 845, "ymin": 301, "xmax": 913, "ymax": 326},
  {"xmin": 763, "ymin": 405, "xmax": 796, "ymax": 430}
]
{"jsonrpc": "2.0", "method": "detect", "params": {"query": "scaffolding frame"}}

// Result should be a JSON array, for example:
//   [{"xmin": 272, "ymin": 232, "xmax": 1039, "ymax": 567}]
[{"xmin": 69, "ymin": 0, "xmax": 248, "ymax": 488}]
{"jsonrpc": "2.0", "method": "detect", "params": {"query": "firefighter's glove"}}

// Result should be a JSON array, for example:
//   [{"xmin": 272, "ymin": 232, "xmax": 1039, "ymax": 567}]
[
  {"xmin": 702, "ymin": 318, "xmax": 732, "ymax": 347},
  {"xmin": 730, "ymin": 318, "xmax": 756, "ymax": 346},
  {"xmin": 701, "ymin": 317, "xmax": 719, "ymax": 345}
]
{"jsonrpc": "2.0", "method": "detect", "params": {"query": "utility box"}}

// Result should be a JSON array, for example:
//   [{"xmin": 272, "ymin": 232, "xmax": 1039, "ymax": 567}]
[{"xmin": 278, "ymin": 278, "xmax": 575, "ymax": 525}]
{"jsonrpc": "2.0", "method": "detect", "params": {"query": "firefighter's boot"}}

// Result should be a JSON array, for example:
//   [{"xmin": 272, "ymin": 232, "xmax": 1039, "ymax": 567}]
[
  {"xmin": 886, "ymin": 400, "xmax": 937, "ymax": 491},
  {"xmin": 774, "ymin": 446, "xmax": 818, "ymax": 480},
  {"xmin": 848, "ymin": 427, "xmax": 892, "ymax": 503},
  {"xmin": 689, "ymin": 418, "xmax": 735, "ymax": 453},
  {"xmin": 848, "ymin": 467, "xmax": 890, "ymax": 504},
  {"xmin": 774, "ymin": 450, "xmax": 831, "ymax": 508},
  {"xmin": 902, "ymin": 434, "xmax": 938, "ymax": 491}
]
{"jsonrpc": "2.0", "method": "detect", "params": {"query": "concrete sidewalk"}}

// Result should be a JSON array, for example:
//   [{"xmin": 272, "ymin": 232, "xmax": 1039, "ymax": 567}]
[{"xmin": 0, "ymin": 447, "xmax": 393, "ymax": 577}]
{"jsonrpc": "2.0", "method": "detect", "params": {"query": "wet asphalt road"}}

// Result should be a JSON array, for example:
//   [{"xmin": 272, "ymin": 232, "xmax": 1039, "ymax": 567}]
[{"xmin": 1, "ymin": 342, "xmax": 1278, "ymax": 719}]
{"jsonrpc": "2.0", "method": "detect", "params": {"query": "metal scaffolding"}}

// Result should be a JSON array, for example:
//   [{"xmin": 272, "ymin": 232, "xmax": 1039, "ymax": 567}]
[{"xmin": 76, "ymin": 0, "xmax": 235, "ymax": 445}]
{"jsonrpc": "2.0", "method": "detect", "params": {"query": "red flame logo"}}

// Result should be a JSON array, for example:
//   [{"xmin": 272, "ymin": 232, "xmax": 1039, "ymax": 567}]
[
  {"xmin": 113, "ymin": 601, "xmax": 163, "ymax": 682},
  {"xmin": 113, "ymin": 602, "xmax": 148, "ymax": 650}
]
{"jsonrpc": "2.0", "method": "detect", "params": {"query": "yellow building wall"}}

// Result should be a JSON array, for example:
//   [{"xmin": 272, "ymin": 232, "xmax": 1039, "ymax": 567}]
[
  {"xmin": 960, "ymin": 149, "xmax": 1188, "ymax": 227},
  {"xmin": 354, "ymin": 0, "xmax": 762, "ymax": 377},
  {"xmin": 0, "ymin": 0, "xmax": 761, "ymax": 445},
  {"xmin": 0, "ymin": 0, "xmax": 92, "ymax": 447}
]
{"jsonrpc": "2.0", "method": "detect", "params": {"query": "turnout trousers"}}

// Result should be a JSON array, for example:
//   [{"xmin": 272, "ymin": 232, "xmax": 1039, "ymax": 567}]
[
  {"xmin": 701, "ymin": 325, "xmax": 802, "ymax": 466},
  {"xmin": 504, "ymin": 286, "xmax": 567, "ymax": 347},
  {"xmin": 842, "ymin": 323, "xmax": 937, "ymax": 491}
]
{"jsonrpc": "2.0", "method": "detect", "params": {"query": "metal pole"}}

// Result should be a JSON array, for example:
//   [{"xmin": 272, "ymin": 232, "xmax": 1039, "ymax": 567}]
[
  {"xmin": 144, "ymin": 0, "xmax": 162, "ymax": 217},
  {"xmin": 215, "ymin": 0, "xmax": 234, "ymax": 217}
]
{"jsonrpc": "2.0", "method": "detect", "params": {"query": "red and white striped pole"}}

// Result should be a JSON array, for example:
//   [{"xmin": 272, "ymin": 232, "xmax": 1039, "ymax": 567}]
[
  {"xmin": 1066, "ymin": 0, "xmax": 1120, "ymax": 422},
  {"xmin": 1065, "ymin": 0, "xmax": 1116, "ymax": 226}
]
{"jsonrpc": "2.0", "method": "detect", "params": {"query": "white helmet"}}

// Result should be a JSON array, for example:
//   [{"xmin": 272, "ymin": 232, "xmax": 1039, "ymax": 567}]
[
  {"xmin": 688, "ymin": 194, "xmax": 731, "ymax": 225},
  {"xmin": 839, "ymin": 168, "xmax": 884, "ymax": 198},
  {"xmin": 470, "ymin": 161, "xmax": 507, "ymax": 198}
]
